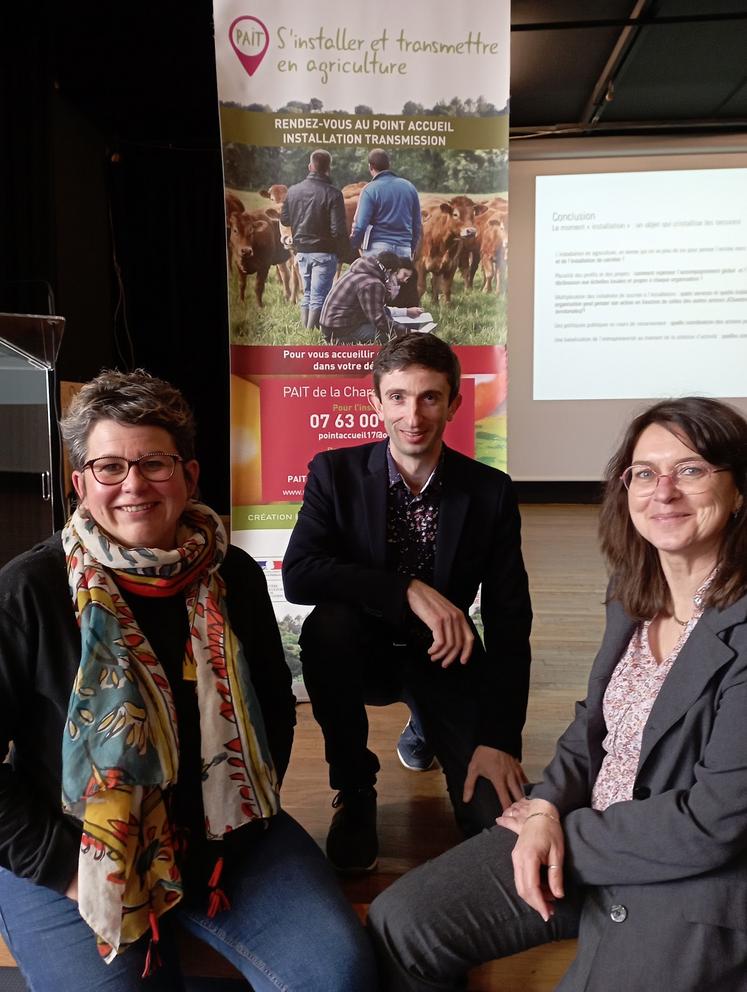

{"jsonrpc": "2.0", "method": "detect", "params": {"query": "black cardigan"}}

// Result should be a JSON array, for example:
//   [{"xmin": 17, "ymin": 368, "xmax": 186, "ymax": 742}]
[{"xmin": 0, "ymin": 534, "xmax": 295, "ymax": 894}]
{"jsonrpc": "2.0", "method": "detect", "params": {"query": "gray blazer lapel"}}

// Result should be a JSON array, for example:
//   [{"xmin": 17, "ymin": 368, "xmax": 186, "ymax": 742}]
[
  {"xmin": 638, "ymin": 600, "xmax": 746, "ymax": 770},
  {"xmin": 588, "ymin": 601, "xmax": 638, "ymax": 690},
  {"xmin": 363, "ymin": 443, "xmax": 388, "ymax": 568}
]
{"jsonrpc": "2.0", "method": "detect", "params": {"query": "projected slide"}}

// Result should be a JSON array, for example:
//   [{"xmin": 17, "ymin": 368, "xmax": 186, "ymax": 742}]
[{"xmin": 533, "ymin": 168, "xmax": 747, "ymax": 400}]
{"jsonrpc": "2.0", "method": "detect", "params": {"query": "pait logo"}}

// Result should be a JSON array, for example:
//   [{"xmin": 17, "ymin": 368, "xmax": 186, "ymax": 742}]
[{"xmin": 229, "ymin": 16, "xmax": 270, "ymax": 76}]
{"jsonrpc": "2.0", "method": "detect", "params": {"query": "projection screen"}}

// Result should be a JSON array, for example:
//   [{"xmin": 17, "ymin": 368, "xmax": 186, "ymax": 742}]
[{"xmin": 507, "ymin": 135, "xmax": 747, "ymax": 481}]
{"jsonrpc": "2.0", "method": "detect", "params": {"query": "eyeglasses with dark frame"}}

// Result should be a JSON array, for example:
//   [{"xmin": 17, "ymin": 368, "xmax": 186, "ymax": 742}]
[
  {"xmin": 620, "ymin": 461, "xmax": 728, "ymax": 497},
  {"xmin": 82, "ymin": 452, "xmax": 183, "ymax": 486}
]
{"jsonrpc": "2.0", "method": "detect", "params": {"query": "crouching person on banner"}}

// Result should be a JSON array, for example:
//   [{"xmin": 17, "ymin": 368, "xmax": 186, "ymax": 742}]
[
  {"xmin": 283, "ymin": 334, "xmax": 533, "ymax": 873},
  {"xmin": 369, "ymin": 397, "xmax": 747, "ymax": 992},
  {"xmin": 319, "ymin": 252, "xmax": 424, "ymax": 343},
  {"xmin": 0, "ymin": 370, "xmax": 377, "ymax": 992}
]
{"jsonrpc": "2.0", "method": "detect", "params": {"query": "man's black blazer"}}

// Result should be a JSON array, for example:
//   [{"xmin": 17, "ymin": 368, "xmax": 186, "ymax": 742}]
[{"xmin": 283, "ymin": 441, "xmax": 532, "ymax": 757}]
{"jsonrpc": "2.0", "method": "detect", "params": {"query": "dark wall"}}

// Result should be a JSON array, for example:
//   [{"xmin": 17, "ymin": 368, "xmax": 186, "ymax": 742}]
[
  {"xmin": 51, "ymin": 91, "xmax": 116, "ymax": 382},
  {"xmin": 0, "ymin": 6, "xmax": 58, "ymax": 319},
  {"xmin": 0, "ymin": 1, "xmax": 230, "ymax": 512}
]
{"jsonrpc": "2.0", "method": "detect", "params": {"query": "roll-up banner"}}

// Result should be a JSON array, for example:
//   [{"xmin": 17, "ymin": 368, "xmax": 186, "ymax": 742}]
[{"xmin": 213, "ymin": 1, "xmax": 510, "ymax": 692}]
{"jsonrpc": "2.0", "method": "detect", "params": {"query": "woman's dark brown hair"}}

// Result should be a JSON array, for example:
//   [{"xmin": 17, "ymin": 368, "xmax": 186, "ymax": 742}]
[{"xmin": 599, "ymin": 397, "xmax": 747, "ymax": 618}]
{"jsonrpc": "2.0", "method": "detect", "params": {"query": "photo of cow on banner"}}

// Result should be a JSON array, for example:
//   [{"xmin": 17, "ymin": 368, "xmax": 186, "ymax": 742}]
[{"xmin": 213, "ymin": 0, "xmax": 511, "ymax": 689}]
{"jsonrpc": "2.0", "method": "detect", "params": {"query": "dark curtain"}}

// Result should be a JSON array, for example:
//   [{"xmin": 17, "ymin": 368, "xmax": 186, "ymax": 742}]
[
  {"xmin": 0, "ymin": 6, "xmax": 56, "ymax": 317},
  {"xmin": 1, "ymin": 1, "xmax": 231, "ymax": 513},
  {"xmin": 106, "ymin": 141, "xmax": 230, "ymax": 512}
]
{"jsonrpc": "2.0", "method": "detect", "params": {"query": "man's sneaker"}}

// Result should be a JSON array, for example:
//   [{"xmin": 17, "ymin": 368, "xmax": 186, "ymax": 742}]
[
  {"xmin": 396, "ymin": 719, "xmax": 437, "ymax": 772},
  {"xmin": 326, "ymin": 787, "xmax": 378, "ymax": 873}
]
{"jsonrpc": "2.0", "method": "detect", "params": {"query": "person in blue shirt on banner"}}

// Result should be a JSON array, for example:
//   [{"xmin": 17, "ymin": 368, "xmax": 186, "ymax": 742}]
[{"xmin": 350, "ymin": 149, "xmax": 423, "ymax": 260}]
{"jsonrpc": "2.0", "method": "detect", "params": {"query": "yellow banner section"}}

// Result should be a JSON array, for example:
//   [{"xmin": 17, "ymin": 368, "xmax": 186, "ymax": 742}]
[{"xmin": 220, "ymin": 108, "xmax": 508, "ymax": 151}]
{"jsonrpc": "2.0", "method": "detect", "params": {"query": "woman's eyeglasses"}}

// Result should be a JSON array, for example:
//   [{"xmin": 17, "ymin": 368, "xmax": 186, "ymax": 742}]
[
  {"xmin": 620, "ymin": 461, "xmax": 727, "ymax": 497},
  {"xmin": 82, "ymin": 453, "xmax": 183, "ymax": 486}
]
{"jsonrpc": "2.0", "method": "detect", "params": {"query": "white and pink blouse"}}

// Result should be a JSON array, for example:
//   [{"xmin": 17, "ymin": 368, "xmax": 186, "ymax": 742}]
[{"xmin": 590, "ymin": 576, "xmax": 714, "ymax": 811}]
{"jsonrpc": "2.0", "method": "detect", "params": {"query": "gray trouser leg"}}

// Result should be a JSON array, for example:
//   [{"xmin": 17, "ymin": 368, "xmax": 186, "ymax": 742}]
[{"xmin": 368, "ymin": 825, "xmax": 581, "ymax": 991}]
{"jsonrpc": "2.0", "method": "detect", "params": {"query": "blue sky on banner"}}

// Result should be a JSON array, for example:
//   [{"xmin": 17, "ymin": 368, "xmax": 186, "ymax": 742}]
[{"xmin": 213, "ymin": 0, "xmax": 509, "ymax": 115}]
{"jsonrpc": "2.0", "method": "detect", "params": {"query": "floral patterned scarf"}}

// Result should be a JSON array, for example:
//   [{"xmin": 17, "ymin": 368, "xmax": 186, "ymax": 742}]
[{"xmin": 61, "ymin": 502, "xmax": 279, "ymax": 963}]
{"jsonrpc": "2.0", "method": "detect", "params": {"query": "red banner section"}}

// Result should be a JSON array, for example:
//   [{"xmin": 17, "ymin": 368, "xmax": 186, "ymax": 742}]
[
  {"xmin": 230, "ymin": 344, "xmax": 502, "ymax": 377},
  {"xmin": 256, "ymin": 375, "xmax": 474, "ymax": 503}
]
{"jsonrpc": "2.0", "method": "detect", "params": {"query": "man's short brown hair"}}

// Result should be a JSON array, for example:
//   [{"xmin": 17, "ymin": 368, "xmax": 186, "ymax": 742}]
[
  {"xmin": 372, "ymin": 335, "xmax": 460, "ymax": 403},
  {"xmin": 310, "ymin": 150, "xmax": 332, "ymax": 174},
  {"xmin": 368, "ymin": 149, "xmax": 390, "ymax": 173}
]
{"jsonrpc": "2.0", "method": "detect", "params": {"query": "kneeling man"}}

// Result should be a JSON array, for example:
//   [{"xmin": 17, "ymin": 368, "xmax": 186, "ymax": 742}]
[{"xmin": 282, "ymin": 335, "xmax": 532, "ymax": 871}]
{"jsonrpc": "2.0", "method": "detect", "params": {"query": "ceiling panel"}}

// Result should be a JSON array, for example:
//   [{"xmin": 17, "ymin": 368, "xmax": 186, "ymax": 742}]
[{"xmin": 509, "ymin": 0, "xmax": 747, "ymax": 136}]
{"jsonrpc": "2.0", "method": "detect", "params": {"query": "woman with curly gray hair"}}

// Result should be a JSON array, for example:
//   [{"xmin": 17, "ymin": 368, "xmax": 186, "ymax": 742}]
[{"xmin": 0, "ymin": 370, "xmax": 376, "ymax": 991}]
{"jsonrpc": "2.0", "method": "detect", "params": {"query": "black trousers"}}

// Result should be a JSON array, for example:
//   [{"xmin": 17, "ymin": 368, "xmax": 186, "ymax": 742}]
[{"xmin": 299, "ymin": 603, "xmax": 502, "ymax": 837}]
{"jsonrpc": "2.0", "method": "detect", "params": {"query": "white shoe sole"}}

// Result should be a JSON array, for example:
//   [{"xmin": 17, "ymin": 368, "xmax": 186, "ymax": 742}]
[
  {"xmin": 396, "ymin": 745, "xmax": 438, "ymax": 772},
  {"xmin": 329, "ymin": 857, "xmax": 379, "ymax": 874}
]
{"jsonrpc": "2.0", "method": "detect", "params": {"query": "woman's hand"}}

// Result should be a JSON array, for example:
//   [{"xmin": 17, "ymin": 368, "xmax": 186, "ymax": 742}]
[
  {"xmin": 496, "ymin": 796, "xmax": 538, "ymax": 831},
  {"xmin": 497, "ymin": 800, "xmax": 564, "ymax": 922},
  {"xmin": 406, "ymin": 307, "xmax": 425, "ymax": 317}
]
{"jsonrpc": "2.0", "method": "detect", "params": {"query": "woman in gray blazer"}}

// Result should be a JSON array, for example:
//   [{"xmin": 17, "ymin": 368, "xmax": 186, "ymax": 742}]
[{"xmin": 369, "ymin": 396, "xmax": 747, "ymax": 992}]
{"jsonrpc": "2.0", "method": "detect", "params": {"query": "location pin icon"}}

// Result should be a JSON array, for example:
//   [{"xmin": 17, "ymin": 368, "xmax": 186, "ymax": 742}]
[{"xmin": 229, "ymin": 16, "xmax": 270, "ymax": 77}]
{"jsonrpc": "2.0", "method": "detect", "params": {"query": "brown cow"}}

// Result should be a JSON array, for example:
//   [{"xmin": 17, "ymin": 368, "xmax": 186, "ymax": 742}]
[
  {"xmin": 341, "ymin": 181, "xmax": 368, "ymax": 198},
  {"xmin": 483, "ymin": 195, "xmax": 508, "ymax": 217},
  {"xmin": 225, "ymin": 191, "xmax": 245, "ymax": 260},
  {"xmin": 476, "ymin": 210, "xmax": 508, "ymax": 294},
  {"xmin": 260, "ymin": 184, "xmax": 289, "ymax": 205},
  {"xmin": 418, "ymin": 194, "xmax": 447, "ymax": 214},
  {"xmin": 333, "ymin": 181, "xmax": 367, "ymax": 278},
  {"xmin": 227, "ymin": 203, "xmax": 277, "ymax": 307},
  {"xmin": 343, "ymin": 191, "xmax": 363, "ymax": 237},
  {"xmin": 259, "ymin": 185, "xmax": 300, "ymax": 303},
  {"xmin": 260, "ymin": 186, "xmax": 294, "ymax": 251},
  {"xmin": 225, "ymin": 192, "xmax": 248, "ymax": 258},
  {"xmin": 225, "ymin": 191, "xmax": 246, "ymax": 220},
  {"xmin": 416, "ymin": 196, "xmax": 487, "ymax": 304},
  {"xmin": 459, "ymin": 198, "xmax": 506, "ymax": 289}
]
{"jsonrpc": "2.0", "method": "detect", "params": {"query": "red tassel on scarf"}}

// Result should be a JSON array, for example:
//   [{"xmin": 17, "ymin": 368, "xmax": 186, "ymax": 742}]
[
  {"xmin": 141, "ymin": 910, "xmax": 162, "ymax": 978},
  {"xmin": 207, "ymin": 855, "xmax": 231, "ymax": 918}
]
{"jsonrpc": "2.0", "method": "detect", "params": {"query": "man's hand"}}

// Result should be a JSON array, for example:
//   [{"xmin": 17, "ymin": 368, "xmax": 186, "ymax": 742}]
[
  {"xmin": 406, "ymin": 307, "xmax": 425, "ymax": 317},
  {"xmin": 406, "ymin": 579, "xmax": 474, "ymax": 667},
  {"xmin": 462, "ymin": 745, "xmax": 528, "ymax": 811}
]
